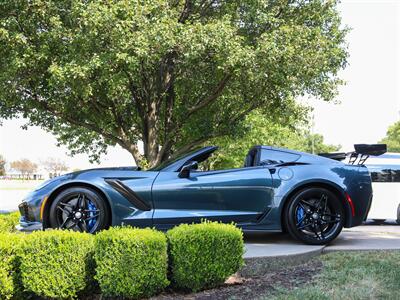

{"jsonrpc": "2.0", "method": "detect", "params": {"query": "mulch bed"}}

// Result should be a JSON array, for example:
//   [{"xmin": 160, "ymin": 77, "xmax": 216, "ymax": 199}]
[{"xmin": 151, "ymin": 259, "xmax": 323, "ymax": 300}]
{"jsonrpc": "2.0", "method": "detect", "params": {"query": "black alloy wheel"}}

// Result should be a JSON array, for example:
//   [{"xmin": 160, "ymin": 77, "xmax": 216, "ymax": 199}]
[
  {"xmin": 284, "ymin": 187, "xmax": 345, "ymax": 245},
  {"xmin": 49, "ymin": 187, "xmax": 110, "ymax": 233}
]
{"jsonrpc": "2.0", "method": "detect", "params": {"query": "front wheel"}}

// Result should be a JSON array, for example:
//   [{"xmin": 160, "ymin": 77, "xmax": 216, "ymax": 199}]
[
  {"xmin": 284, "ymin": 188, "xmax": 345, "ymax": 245},
  {"xmin": 49, "ymin": 187, "xmax": 110, "ymax": 233}
]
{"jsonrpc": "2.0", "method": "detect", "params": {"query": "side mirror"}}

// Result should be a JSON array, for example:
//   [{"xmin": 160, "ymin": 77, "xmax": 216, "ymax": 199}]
[{"xmin": 178, "ymin": 161, "xmax": 198, "ymax": 178}]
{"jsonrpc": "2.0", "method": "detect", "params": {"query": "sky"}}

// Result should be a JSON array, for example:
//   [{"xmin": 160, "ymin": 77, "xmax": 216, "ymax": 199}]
[{"xmin": 0, "ymin": 0, "xmax": 399, "ymax": 170}]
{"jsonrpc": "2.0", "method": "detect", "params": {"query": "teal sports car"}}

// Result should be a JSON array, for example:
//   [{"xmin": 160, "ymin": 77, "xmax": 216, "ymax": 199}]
[{"xmin": 18, "ymin": 144, "xmax": 386, "ymax": 245}]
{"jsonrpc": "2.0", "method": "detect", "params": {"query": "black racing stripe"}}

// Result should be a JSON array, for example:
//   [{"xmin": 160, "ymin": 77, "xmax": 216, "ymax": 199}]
[{"xmin": 105, "ymin": 179, "xmax": 151, "ymax": 211}]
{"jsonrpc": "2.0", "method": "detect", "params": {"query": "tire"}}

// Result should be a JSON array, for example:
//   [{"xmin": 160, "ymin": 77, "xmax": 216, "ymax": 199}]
[
  {"xmin": 372, "ymin": 219, "xmax": 386, "ymax": 225},
  {"xmin": 396, "ymin": 204, "xmax": 400, "ymax": 225},
  {"xmin": 49, "ymin": 186, "xmax": 110, "ymax": 233},
  {"xmin": 283, "ymin": 187, "xmax": 345, "ymax": 245}
]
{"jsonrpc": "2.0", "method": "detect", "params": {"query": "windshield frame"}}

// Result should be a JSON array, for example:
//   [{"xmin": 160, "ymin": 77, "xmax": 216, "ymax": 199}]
[{"xmin": 149, "ymin": 146, "xmax": 218, "ymax": 172}]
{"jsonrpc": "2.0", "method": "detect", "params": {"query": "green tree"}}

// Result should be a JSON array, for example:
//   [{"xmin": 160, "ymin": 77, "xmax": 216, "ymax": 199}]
[
  {"xmin": 380, "ymin": 121, "xmax": 400, "ymax": 152},
  {"xmin": 0, "ymin": 0, "xmax": 348, "ymax": 167},
  {"xmin": 207, "ymin": 110, "xmax": 339, "ymax": 169},
  {"xmin": 0, "ymin": 155, "xmax": 6, "ymax": 176}
]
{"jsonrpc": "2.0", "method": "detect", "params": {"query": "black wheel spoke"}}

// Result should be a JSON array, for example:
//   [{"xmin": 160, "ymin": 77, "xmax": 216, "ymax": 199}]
[
  {"xmin": 85, "ymin": 213, "xmax": 99, "ymax": 221},
  {"xmin": 84, "ymin": 209, "xmax": 100, "ymax": 213},
  {"xmin": 316, "ymin": 194, "xmax": 327, "ymax": 211},
  {"xmin": 300, "ymin": 200, "xmax": 316, "ymax": 209},
  {"xmin": 298, "ymin": 222, "xmax": 311, "ymax": 230},
  {"xmin": 323, "ymin": 196, "xmax": 328, "ymax": 214},
  {"xmin": 77, "ymin": 221, "xmax": 88, "ymax": 232},
  {"xmin": 318, "ymin": 224, "xmax": 325, "ymax": 239},
  {"xmin": 321, "ymin": 219, "xmax": 340, "ymax": 225},
  {"xmin": 77, "ymin": 194, "xmax": 86, "ymax": 209},
  {"xmin": 59, "ymin": 202, "xmax": 74, "ymax": 208},
  {"xmin": 59, "ymin": 217, "xmax": 71, "ymax": 229},
  {"xmin": 298, "ymin": 202, "xmax": 308, "ymax": 211},
  {"xmin": 322, "ymin": 213, "xmax": 340, "ymax": 218},
  {"xmin": 313, "ymin": 226, "xmax": 321, "ymax": 240},
  {"xmin": 57, "ymin": 206, "xmax": 71, "ymax": 214},
  {"xmin": 66, "ymin": 222, "xmax": 76, "ymax": 230}
]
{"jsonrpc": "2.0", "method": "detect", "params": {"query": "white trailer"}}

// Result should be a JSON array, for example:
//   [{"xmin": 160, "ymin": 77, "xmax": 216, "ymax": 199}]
[{"xmin": 366, "ymin": 153, "xmax": 400, "ymax": 223}]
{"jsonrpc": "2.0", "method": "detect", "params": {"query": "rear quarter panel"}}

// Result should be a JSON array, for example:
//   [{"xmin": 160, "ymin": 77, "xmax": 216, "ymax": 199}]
[{"xmin": 262, "ymin": 163, "xmax": 372, "ymax": 230}]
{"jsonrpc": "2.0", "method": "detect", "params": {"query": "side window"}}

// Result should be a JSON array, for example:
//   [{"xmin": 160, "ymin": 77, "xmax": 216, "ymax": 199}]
[{"xmin": 260, "ymin": 149, "xmax": 300, "ymax": 165}]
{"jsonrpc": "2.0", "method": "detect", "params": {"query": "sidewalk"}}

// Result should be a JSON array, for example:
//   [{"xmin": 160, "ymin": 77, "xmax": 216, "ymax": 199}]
[{"xmin": 241, "ymin": 225, "xmax": 400, "ymax": 276}]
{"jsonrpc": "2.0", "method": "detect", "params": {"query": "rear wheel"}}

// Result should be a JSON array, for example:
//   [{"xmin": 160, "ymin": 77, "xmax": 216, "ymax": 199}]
[
  {"xmin": 49, "ymin": 187, "xmax": 110, "ymax": 233},
  {"xmin": 284, "ymin": 187, "xmax": 344, "ymax": 245},
  {"xmin": 372, "ymin": 219, "xmax": 386, "ymax": 224}
]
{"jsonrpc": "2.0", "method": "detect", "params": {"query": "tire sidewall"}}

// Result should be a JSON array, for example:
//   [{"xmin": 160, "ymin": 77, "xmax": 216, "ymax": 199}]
[{"xmin": 48, "ymin": 186, "xmax": 110, "ymax": 233}]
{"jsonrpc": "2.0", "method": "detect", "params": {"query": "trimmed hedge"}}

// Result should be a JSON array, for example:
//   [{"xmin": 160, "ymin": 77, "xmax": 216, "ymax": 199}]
[
  {"xmin": 0, "ymin": 212, "xmax": 20, "ymax": 233},
  {"xmin": 0, "ymin": 222, "xmax": 245, "ymax": 298},
  {"xmin": 19, "ymin": 230, "xmax": 94, "ymax": 299},
  {"xmin": 94, "ymin": 227, "xmax": 169, "ymax": 299},
  {"xmin": 167, "ymin": 221, "xmax": 244, "ymax": 292},
  {"xmin": 0, "ymin": 233, "xmax": 23, "ymax": 300}
]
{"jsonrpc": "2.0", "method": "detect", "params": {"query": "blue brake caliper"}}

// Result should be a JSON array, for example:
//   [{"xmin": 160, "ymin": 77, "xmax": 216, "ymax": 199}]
[
  {"xmin": 87, "ymin": 201, "xmax": 97, "ymax": 231},
  {"xmin": 296, "ymin": 206, "xmax": 304, "ymax": 227}
]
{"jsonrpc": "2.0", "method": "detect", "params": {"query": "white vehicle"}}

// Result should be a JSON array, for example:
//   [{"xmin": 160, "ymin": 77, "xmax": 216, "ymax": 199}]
[{"xmin": 366, "ymin": 153, "xmax": 400, "ymax": 224}]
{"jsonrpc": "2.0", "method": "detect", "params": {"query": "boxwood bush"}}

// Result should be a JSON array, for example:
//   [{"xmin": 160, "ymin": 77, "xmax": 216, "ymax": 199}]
[
  {"xmin": 94, "ymin": 227, "xmax": 169, "ymax": 299},
  {"xmin": 19, "ymin": 230, "xmax": 94, "ymax": 299},
  {"xmin": 0, "ymin": 212, "xmax": 20, "ymax": 233},
  {"xmin": 0, "ymin": 233, "xmax": 23, "ymax": 300},
  {"xmin": 167, "ymin": 221, "xmax": 244, "ymax": 292}
]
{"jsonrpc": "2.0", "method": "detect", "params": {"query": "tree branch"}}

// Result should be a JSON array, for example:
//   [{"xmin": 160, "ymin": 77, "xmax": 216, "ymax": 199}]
[
  {"xmin": 187, "ymin": 73, "xmax": 231, "ymax": 116},
  {"xmin": 178, "ymin": 0, "xmax": 194, "ymax": 23}
]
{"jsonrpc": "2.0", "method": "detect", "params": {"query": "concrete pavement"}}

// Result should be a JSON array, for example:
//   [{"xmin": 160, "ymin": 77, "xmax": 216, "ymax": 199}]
[
  {"xmin": 240, "ymin": 224, "xmax": 400, "ymax": 276},
  {"xmin": 243, "ymin": 223, "xmax": 400, "ymax": 258}
]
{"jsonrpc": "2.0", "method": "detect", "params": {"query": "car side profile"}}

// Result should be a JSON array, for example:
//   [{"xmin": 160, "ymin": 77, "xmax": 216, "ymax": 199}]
[{"xmin": 18, "ymin": 144, "xmax": 385, "ymax": 245}]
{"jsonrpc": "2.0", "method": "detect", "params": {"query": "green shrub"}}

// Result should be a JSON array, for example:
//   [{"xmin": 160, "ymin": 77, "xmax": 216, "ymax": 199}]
[
  {"xmin": 167, "ymin": 221, "xmax": 244, "ymax": 292},
  {"xmin": 0, "ymin": 233, "xmax": 23, "ymax": 300},
  {"xmin": 19, "ymin": 230, "xmax": 94, "ymax": 299},
  {"xmin": 0, "ymin": 212, "xmax": 20, "ymax": 233},
  {"xmin": 94, "ymin": 227, "xmax": 169, "ymax": 299}
]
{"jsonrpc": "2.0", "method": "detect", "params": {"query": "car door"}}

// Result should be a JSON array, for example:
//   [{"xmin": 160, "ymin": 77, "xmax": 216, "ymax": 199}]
[{"xmin": 151, "ymin": 167, "xmax": 274, "ymax": 229}]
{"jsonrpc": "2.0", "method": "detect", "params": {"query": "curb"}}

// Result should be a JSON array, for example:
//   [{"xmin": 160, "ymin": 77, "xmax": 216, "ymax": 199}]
[{"xmin": 240, "ymin": 247, "xmax": 324, "ymax": 277}]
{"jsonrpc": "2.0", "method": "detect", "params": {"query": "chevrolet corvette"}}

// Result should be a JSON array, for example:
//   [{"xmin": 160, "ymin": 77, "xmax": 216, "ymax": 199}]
[{"xmin": 18, "ymin": 144, "xmax": 386, "ymax": 245}]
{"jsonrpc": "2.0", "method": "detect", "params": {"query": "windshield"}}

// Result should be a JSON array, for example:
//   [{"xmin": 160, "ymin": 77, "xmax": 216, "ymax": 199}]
[{"xmin": 148, "ymin": 147, "xmax": 203, "ymax": 171}]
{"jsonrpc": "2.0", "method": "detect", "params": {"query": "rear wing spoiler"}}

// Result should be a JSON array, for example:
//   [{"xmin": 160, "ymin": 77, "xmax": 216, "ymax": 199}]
[{"xmin": 319, "ymin": 144, "xmax": 387, "ymax": 165}]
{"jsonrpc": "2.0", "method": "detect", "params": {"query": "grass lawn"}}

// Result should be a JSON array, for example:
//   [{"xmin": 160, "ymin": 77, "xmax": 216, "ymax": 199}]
[{"xmin": 271, "ymin": 251, "xmax": 400, "ymax": 300}]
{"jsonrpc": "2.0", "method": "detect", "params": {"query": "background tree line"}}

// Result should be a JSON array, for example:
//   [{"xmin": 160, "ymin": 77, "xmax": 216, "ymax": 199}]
[
  {"xmin": 0, "ymin": 156, "xmax": 68, "ymax": 179},
  {"xmin": 380, "ymin": 121, "xmax": 400, "ymax": 152}
]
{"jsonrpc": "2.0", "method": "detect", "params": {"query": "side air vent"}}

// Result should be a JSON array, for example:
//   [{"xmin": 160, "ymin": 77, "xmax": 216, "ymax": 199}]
[{"xmin": 104, "ymin": 179, "xmax": 151, "ymax": 211}]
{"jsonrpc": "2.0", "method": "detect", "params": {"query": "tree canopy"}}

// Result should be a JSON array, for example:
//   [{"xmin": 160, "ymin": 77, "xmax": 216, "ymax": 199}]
[
  {"xmin": 207, "ymin": 110, "xmax": 340, "ymax": 169},
  {"xmin": 380, "ymin": 121, "xmax": 400, "ymax": 152},
  {"xmin": 0, "ymin": 0, "xmax": 348, "ymax": 167}
]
